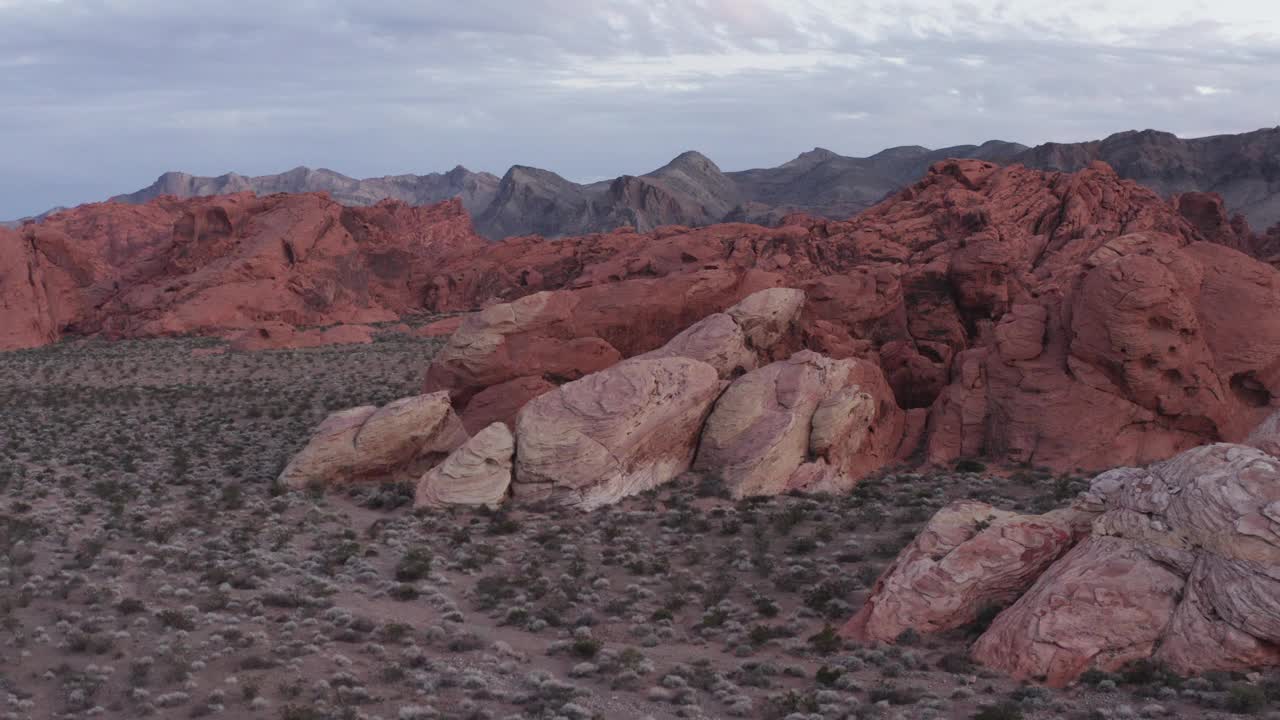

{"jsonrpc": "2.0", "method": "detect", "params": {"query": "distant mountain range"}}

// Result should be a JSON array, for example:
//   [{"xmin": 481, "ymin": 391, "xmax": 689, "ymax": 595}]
[
  {"xmin": 109, "ymin": 165, "xmax": 502, "ymax": 217},
  {"xmin": 6, "ymin": 127, "xmax": 1278, "ymax": 238}
]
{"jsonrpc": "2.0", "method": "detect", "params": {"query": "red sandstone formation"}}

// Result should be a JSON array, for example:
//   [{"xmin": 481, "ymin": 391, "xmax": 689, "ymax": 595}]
[
  {"xmin": 847, "ymin": 410, "xmax": 1280, "ymax": 687},
  {"xmin": 422, "ymin": 160, "xmax": 1280, "ymax": 471},
  {"xmin": 842, "ymin": 500, "xmax": 1091, "ymax": 643},
  {"xmin": 6, "ymin": 159, "xmax": 1280, "ymax": 473},
  {"xmin": 0, "ymin": 193, "xmax": 484, "ymax": 351},
  {"xmin": 282, "ymin": 287, "xmax": 908, "ymax": 508}
]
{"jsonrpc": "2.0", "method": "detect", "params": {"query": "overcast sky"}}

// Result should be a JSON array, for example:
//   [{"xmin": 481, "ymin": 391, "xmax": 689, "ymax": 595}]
[{"xmin": 2, "ymin": 0, "xmax": 1278, "ymax": 218}]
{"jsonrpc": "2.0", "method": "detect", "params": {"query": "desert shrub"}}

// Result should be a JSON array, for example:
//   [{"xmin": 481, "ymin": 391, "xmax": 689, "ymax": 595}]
[
  {"xmin": 394, "ymin": 547, "xmax": 433, "ymax": 582},
  {"xmin": 389, "ymin": 584, "xmax": 419, "ymax": 601},
  {"xmin": 571, "ymin": 637, "xmax": 602, "ymax": 659},
  {"xmin": 806, "ymin": 624, "xmax": 841, "ymax": 655},
  {"xmin": 116, "ymin": 597, "xmax": 146, "ymax": 615},
  {"xmin": 972, "ymin": 702, "xmax": 1024, "ymax": 720},
  {"xmin": 868, "ymin": 683, "xmax": 923, "ymax": 705},
  {"xmin": 895, "ymin": 628, "xmax": 921, "ymax": 645},
  {"xmin": 1118, "ymin": 659, "xmax": 1182, "ymax": 688},
  {"xmin": 157, "ymin": 608, "xmax": 195, "ymax": 631},
  {"xmin": 278, "ymin": 706, "xmax": 325, "ymax": 720},
  {"xmin": 954, "ymin": 458, "xmax": 987, "ymax": 473},
  {"xmin": 937, "ymin": 652, "xmax": 975, "ymax": 674},
  {"xmin": 1226, "ymin": 683, "xmax": 1268, "ymax": 714},
  {"xmin": 815, "ymin": 665, "xmax": 843, "ymax": 686},
  {"xmin": 763, "ymin": 690, "xmax": 819, "ymax": 719}
]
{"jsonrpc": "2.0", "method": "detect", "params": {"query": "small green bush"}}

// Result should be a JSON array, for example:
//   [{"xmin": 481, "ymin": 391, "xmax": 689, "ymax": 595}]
[{"xmin": 394, "ymin": 547, "xmax": 433, "ymax": 582}]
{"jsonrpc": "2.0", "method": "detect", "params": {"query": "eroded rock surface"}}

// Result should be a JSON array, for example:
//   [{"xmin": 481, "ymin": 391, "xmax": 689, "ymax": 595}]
[
  {"xmin": 693, "ymin": 350, "xmax": 904, "ymax": 498},
  {"xmin": 0, "ymin": 194, "xmax": 484, "ymax": 351},
  {"xmin": 841, "ymin": 501, "xmax": 1090, "ymax": 642},
  {"xmin": 850, "ymin": 410, "xmax": 1280, "ymax": 686},
  {"xmin": 513, "ymin": 357, "xmax": 720, "ymax": 510},
  {"xmin": 279, "ymin": 392, "xmax": 468, "ymax": 489},
  {"xmin": 10, "ymin": 158, "xmax": 1280, "ymax": 477},
  {"xmin": 423, "ymin": 160, "xmax": 1280, "ymax": 471},
  {"xmin": 416, "ymin": 422, "xmax": 514, "ymax": 509},
  {"xmin": 427, "ymin": 286, "xmax": 804, "ymax": 428}
]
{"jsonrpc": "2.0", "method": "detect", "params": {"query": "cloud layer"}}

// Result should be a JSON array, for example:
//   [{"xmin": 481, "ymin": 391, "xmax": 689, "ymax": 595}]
[{"xmin": 2, "ymin": 0, "xmax": 1277, "ymax": 217}]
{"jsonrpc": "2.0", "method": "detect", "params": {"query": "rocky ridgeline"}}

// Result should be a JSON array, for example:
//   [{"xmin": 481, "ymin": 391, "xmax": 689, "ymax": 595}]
[
  {"xmin": 11, "ymin": 157, "xmax": 1277, "ymax": 473},
  {"xmin": 0, "ymin": 192, "xmax": 483, "ymax": 351},
  {"xmin": 280, "ymin": 288, "xmax": 910, "ymax": 510},
  {"xmin": 419, "ymin": 159, "xmax": 1280, "ymax": 472}
]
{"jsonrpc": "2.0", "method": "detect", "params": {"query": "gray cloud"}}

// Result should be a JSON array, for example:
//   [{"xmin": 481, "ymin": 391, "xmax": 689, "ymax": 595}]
[{"xmin": 1, "ymin": 0, "xmax": 1277, "ymax": 217}]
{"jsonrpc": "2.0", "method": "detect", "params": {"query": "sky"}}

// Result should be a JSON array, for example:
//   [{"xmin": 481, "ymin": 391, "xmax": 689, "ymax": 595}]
[{"xmin": 2, "ymin": 0, "xmax": 1279, "ymax": 218}]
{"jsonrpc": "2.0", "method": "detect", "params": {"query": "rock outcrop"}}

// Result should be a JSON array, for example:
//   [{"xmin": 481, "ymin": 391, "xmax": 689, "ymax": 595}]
[
  {"xmin": 425, "ymin": 286, "xmax": 804, "ymax": 430},
  {"xmin": 841, "ymin": 501, "xmax": 1091, "ymax": 642},
  {"xmin": 415, "ymin": 422, "xmax": 514, "ymax": 509},
  {"xmin": 0, "ymin": 193, "xmax": 485, "ymax": 351},
  {"xmin": 847, "ymin": 410, "xmax": 1280, "ymax": 686},
  {"xmin": 927, "ymin": 235, "xmax": 1280, "ymax": 470},
  {"xmin": 0, "ymin": 227, "xmax": 59, "ymax": 350},
  {"xmin": 423, "ymin": 159, "xmax": 1280, "ymax": 471},
  {"xmin": 279, "ymin": 392, "xmax": 468, "ymax": 489},
  {"xmin": 9, "ymin": 154, "xmax": 1280, "ymax": 478},
  {"xmin": 693, "ymin": 350, "xmax": 904, "ymax": 498},
  {"xmin": 423, "ymin": 287, "xmax": 906, "ymax": 509},
  {"xmin": 513, "ymin": 356, "xmax": 721, "ymax": 510}
]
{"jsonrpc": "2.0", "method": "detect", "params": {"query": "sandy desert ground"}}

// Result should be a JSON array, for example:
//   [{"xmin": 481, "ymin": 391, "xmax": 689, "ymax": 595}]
[{"xmin": 3, "ymin": 332, "xmax": 1279, "ymax": 720}]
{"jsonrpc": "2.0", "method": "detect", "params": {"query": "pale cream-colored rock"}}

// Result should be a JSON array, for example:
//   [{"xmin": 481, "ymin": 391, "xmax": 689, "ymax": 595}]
[
  {"xmin": 810, "ymin": 387, "xmax": 875, "ymax": 462},
  {"xmin": 633, "ymin": 287, "xmax": 806, "ymax": 378},
  {"xmin": 513, "ymin": 357, "xmax": 721, "ymax": 510},
  {"xmin": 279, "ymin": 392, "xmax": 468, "ymax": 489},
  {"xmin": 1247, "ymin": 409, "xmax": 1280, "ymax": 457},
  {"xmin": 416, "ymin": 422, "xmax": 514, "ymax": 509},
  {"xmin": 694, "ymin": 351, "xmax": 838, "ymax": 498},
  {"xmin": 694, "ymin": 350, "xmax": 903, "ymax": 498},
  {"xmin": 725, "ymin": 287, "xmax": 806, "ymax": 350},
  {"xmin": 634, "ymin": 312, "xmax": 755, "ymax": 378},
  {"xmin": 278, "ymin": 406, "xmax": 376, "ymax": 489}
]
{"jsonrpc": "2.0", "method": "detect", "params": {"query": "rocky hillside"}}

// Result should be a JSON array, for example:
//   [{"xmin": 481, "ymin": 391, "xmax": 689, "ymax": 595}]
[
  {"xmin": 420, "ymin": 159, "xmax": 1280, "ymax": 474},
  {"xmin": 0, "ymin": 194, "xmax": 484, "ymax": 351},
  {"xmin": 5, "ymin": 159, "xmax": 1279, "ymax": 476},
  {"xmin": 1021, "ymin": 126, "xmax": 1280, "ymax": 230}
]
